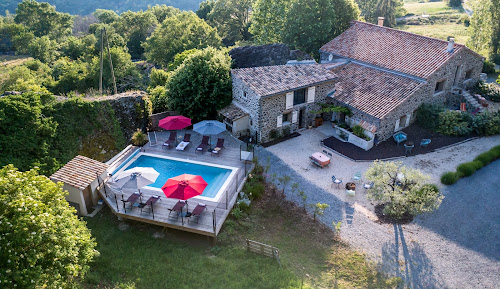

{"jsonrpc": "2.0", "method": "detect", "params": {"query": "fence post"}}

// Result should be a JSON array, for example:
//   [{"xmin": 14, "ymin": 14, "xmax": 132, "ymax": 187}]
[
  {"xmin": 226, "ymin": 191, "xmax": 228, "ymax": 210},
  {"xmin": 212, "ymin": 210, "xmax": 216, "ymax": 233}
]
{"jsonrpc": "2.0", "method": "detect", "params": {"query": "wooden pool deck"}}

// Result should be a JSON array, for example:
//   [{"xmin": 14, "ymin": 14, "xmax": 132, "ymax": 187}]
[{"xmin": 99, "ymin": 131, "xmax": 253, "ymax": 239}]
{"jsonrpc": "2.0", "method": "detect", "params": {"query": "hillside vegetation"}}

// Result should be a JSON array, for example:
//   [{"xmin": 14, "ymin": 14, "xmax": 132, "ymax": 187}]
[{"xmin": 0, "ymin": 0, "xmax": 203, "ymax": 15}]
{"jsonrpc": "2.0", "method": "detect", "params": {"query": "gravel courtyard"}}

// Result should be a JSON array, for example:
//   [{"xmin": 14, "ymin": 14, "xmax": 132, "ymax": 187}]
[{"xmin": 255, "ymin": 128, "xmax": 500, "ymax": 288}]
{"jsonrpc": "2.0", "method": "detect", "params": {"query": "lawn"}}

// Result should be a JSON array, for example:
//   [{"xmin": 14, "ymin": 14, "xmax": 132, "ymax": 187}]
[
  {"xmin": 398, "ymin": 22, "xmax": 470, "ymax": 45},
  {"xmin": 82, "ymin": 184, "xmax": 400, "ymax": 288},
  {"xmin": 403, "ymin": 1, "xmax": 463, "ymax": 16}
]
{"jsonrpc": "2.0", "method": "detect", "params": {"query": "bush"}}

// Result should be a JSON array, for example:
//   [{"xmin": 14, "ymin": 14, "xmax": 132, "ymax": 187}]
[
  {"xmin": 472, "ymin": 112, "xmax": 500, "ymax": 136},
  {"xmin": 441, "ymin": 171, "xmax": 459, "ymax": 185},
  {"xmin": 456, "ymin": 161, "xmax": 483, "ymax": 177},
  {"xmin": 245, "ymin": 181, "xmax": 265, "ymax": 200},
  {"xmin": 131, "ymin": 129, "xmax": 148, "ymax": 146},
  {"xmin": 474, "ymin": 81, "xmax": 500, "ymax": 102},
  {"xmin": 438, "ymin": 111, "xmax": 473, "ymax": 136},
  {"xmin": 474, "ymin": 151, "xmax": 497, "ymax": 166},
  {"xmin": 458, "ymin": 14, "xmax": 470, "ymax": 27},
  {"xmin": 416, "ymin": 103, "xmax": 445, "ymax": 130},
  {"xmin": 482, "ymin": 60, "xmax": 496, "ymax": 73},
  {"xmin": 282, "ymin": 126, "xmax": 291, "ymax": 136},
  {"xmin": 269, "ymin": 129, "xmax": 280, "ymax": 140},
  {"xmin": 491, "ymin": 145, "xmax": 500, "ymax": 159}
]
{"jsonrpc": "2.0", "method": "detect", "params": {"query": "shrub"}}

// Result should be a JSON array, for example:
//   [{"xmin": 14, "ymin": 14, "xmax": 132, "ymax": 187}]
[
  {"xmin": 269, "ymin": 129, "xmax": 280, "ymax": 140},
  {"xmin": 131, "ymin": 129, "xmax": 148, "ymax": 146},
  {"xmin": 456, "ymin": 161, "xmax": 483, "ymax": 177},
  {"xmin": 245, "ymin": 181, "xmax": 265, "ymax": 199},
  {"xmin": 441, "ymin": 171, "xmax": 459, "ymax": 185},
  {"xmin": 282, "ymin": 126, "xmax": 291, "ymax": 136},
  {"xmin": 438, "ymin": 111, "xmax": 473, "ymax": 136},
  {"xmin": 458, "ymin": 14, "xmax": 470, "ymax": 27},
  {"xmin": 472, "ymin": 112, "xmax": 500, "ymax": 136},
  {"xmin": 474, "ymin": 151, "xmax": 497, "ymax": 166},
  {"xmin": 482, "ymin": 60, "xmax": 496, "ymax": 73},
  {"xmin": 352, "ymin": 124, "xmax": 365, "ymax": 139},
  {"xmin": 491, "ymin": 145, "xmax": 500, "ymax": 159},
  {"xmin": 474, "ymin": 81, "xmax": 500, "ymax": 102},
  {"xmin": 416, "ymin": 103, "xmax": 445, "ymax": 130}
]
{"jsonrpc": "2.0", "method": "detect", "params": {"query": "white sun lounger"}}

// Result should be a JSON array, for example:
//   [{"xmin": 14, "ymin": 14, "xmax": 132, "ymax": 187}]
[{"xmin": 176, "ymin": 141, "xmax": 190, "ymax": 151}]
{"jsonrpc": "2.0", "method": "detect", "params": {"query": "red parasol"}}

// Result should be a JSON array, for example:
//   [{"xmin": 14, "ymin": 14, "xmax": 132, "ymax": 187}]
[
  {"xmin": 162, "ymin": 174, "xmax": 207, "ymax": 200},
  {"xmin": 159, "ymin": 116, "xmax": 192, "ymax": 130}
]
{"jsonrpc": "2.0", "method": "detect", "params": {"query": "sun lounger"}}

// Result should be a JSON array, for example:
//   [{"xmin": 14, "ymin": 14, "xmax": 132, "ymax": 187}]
[
  {"xmin": 122, "ymin": 192, "xmax": 142, "ymax": 213},
  {"xmin": 176, "ymin": 134, "xmax": 191, "ymax": 151},
  {"xmin": 140, "ymin": 195, "xmax": 161, "ymax": 219},
  {"xmin": 168, "ymin": 200, "xmax": 186, "ymax": 219},
  {"xmin": 162, "ymin": 132, "xmax": 177, "ymax": 149},
  {"xmin": 211, "ymin": 138, "xmax": 225, "ymax": 156},
  {"xmin": 187, "ymin": 203, "xmax": 207, "ymax": 223},
  {"xmin": 196, "ymin": 136, "xmax": 210, "ymax": 153}
]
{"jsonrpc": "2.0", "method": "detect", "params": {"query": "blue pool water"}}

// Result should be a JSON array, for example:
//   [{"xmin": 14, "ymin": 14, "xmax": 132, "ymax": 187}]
[{"xmin": 121, "ymin": 155, "xmax": 232, "ymax": 199}]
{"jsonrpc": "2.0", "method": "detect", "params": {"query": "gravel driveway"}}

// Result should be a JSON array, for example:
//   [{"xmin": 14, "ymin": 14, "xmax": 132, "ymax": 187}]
[{"xmin": 256, "ymin": 128, "xmax": 500, "ymax": 288}]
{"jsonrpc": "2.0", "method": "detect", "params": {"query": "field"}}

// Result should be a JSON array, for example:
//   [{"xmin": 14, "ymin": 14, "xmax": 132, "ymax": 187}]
[
  {"xmin": 398, "ymin": 23, "xmax": 469, "ymax": 45},
  {"xmin": 82, "ymin": 186, "xmax": 400, "ymax": 288},
  {"xmin": 403, "ymin": 1, "xmax": 462, "ymax": 16}
]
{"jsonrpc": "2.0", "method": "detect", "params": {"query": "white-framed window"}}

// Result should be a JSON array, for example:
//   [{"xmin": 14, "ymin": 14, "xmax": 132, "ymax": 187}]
[{"xmin": 293, "ymin": 89, "xmax": 306, "ymax": 105}]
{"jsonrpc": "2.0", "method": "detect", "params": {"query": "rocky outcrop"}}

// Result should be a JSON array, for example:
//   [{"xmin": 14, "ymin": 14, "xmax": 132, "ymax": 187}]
[{"xmin": 229, "ymin": 44, "xmax": 313, "ymax": 69}]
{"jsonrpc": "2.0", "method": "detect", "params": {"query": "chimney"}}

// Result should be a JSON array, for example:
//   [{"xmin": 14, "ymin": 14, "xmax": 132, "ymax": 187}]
[
  {"xmin": 447, "ymin": 37, "xmax": 455, "ymax": 53},
  {"xmin": 378, "ymin": 17, "xmax": 385, "ymax": 26}
]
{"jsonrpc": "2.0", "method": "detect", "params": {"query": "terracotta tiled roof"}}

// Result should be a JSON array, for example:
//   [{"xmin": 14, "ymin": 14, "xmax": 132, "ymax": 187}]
[
  {"xmin": 330, "ymin": 62, "xmax": 423, "ymax": 119},
  {"xmin": 218, "ymin": 103, "xmax": 249, "ymax": 121},
  {"xmin": 231, "ymin": 64, "xmax": 337, "ymax": 97},
  {"xmin": 320, "ymin": 21, "xmax": 468, "ymax": 79},
  {"xmin": 50, "ymin": 155, "xmax": 109, "ymax": 191}
]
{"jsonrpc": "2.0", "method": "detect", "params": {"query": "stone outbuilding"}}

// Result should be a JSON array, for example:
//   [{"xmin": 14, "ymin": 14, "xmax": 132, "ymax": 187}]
[{"xmin": 50, "ymin": 155, "xmax": 109, "ymax": 216}]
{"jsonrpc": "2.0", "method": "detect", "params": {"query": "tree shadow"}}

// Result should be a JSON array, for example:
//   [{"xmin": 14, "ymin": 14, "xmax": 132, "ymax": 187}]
[{"xmin": 380, "ymin": 224, "xmax": 444, "ymax": 289}]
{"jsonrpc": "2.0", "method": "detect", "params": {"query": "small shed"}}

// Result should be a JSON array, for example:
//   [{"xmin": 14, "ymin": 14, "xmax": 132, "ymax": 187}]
[
  {"xmin": 218, "ymin": 103, "xmax": 250, "ymax": 138},
  {"xmin": 50, "ymin": 155, "xmax": 109, "ymax": 216}
]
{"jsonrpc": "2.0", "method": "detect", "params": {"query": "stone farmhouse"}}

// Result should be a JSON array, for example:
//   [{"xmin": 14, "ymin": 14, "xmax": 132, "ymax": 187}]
[{"xmin": 220, "ymin": 21, "xmax": 484, "ymax": 146}]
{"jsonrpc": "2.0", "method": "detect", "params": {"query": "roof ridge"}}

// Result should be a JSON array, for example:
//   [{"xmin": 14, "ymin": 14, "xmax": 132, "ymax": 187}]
[{"xmin": 351, "ymin": 20, "xmax": 465, "ymax": 47}]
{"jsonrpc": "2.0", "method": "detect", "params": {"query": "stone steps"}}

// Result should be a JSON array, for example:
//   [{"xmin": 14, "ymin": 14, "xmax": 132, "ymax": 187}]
[{"xmin": 462, "ymin": 90, "xmax": 484, "ymax": 113}]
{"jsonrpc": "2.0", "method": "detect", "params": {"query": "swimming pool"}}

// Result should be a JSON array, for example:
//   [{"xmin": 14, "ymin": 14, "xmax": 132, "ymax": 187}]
[{"xmin": 113, "ymin": 152, "xmax": 237, "ymax": 201}]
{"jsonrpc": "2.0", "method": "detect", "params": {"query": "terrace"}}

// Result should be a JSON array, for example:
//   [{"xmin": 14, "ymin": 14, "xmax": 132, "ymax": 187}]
[{"xmin": 99, "ymin": 130, "xmax": 253, "ymax": 241}]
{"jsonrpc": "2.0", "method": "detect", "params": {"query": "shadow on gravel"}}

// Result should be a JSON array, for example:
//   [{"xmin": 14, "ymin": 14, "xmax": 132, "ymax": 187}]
[
  {"xmin": 380, "ymin": 224, "xmax": 444, "ymax": 289},
  {"xmin": 416, "ymin": 159, "xmax": 500, "ymax": 262},
  {"xmin": 256, "ymin": 147, "xmax": 344, "ymax": 225}
]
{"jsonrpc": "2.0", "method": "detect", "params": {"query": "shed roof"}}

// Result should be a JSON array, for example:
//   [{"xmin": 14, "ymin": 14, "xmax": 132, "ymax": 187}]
[
  {"xmin": 320, "ymin": 21, "xmax": 479, "ymax": 79},
  {"xmin": 218, "ymin": 103, "xmax": 249, "ymax": 121},
  {"xmin": 231, "ymin": 64, "xmax": 337, "ymax": 97},
  {"xmin": 330, "ymin": 62, "xmax": 423, "ymax": 119},
  {"xmin": 50, "ymin": 155, "xmax": 109, "ymax": 191}
]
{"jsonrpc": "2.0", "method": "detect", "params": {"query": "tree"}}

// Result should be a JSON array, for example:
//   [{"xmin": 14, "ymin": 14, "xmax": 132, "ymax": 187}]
[
  {"xmin": 309, "ymin": 203, "xmax": 329, "ymax": 222},
  {"xmin": 114, "ymin": 10, "xmax": 158, "ymax": 59},
  {"xmin": 147, "ymin": 4, "xmax": 181, "ymax": 23},
  {"xmin": 365, "ymin": 160, "xmax": 444, "ymax": 220},
  {"xmin": 207, "ymin": 0, "xmax": 253, "ymax": 45},
  {"xmin": 375, "ymin": 0, "xmax": 404, "ymax": 27},
  {"xmin": 166, "ymin": 47, "xmax": 232, "ymax": 121},
  {"xmin": 93, "ymin": 9, "xmax": 120, "ymax": 24},
  {"xmin": 447, "ymin": 0, "xmax": 462, "ymax": 7},
  {"xmin": 282, "ymin": 0, "xmax": 359, "ymax": 57},
  {"xmin": 250, "ymin": 0, "xmax": 291, "ymax": 44},
  {"xmin": 467, "ymin": 0, "xmax": 500, "ymax": 62},
  {"xmin": 168, "ymin": 48, "xmax": 199, "ymax": 71},
  {"xmin": 355, "ymin": 0, "xmax": 378, "ymax": 24},
  {"xmin": 28, "ymin": 36, "xmax": 59, "ymax": 64},
  {"xmin": 0, "ymin": 165, "xmax": 99, "ymax": 287},
  {"xmin": 144, "ymin": 12, "xmax": 222, "ymax": 67},
  {"xmin": 60, "ymin": 34, "xmax": 97, "ymax": 60},
  {"xmin": 14, "ymin": 0, "xmax": 73, "ymax": 40},
  {"xmin": 196, "ymin": 0, "xmax": 215, "ymax": 20}
]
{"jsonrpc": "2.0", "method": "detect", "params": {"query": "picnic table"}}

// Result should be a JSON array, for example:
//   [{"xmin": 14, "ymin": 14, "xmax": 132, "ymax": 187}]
[{"xmin": 310, "ymin": 152, "xmax": 331, "ymax": 168}]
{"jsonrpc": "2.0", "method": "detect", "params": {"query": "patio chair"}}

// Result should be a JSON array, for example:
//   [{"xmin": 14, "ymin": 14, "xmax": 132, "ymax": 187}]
[
  {"xmin": 393, "ymin": 131, "xmax": 407, "ymax": 146},
  {"xmin": 352, "ymin": 171, "xmax": 362, "ymax": 183},
  {"xmin": 331, "ymin": 175, "xmax": 343, "ymax": 188},
  {"xmin": 420, "ymin": 139, "xmax": 431, "ymax": 148},
  {"xmin": 140, "ymin": 195, "xmax": 161, "ymax": 219},
  {"xmin": 121, "ymin": 192, "xmax": 142, "ymax": 213},
  {"xmin": 196, "ymin": 136, "xmax": 210, "ymax": 154},
  {"xmin": 176, "ymin": 134, "xmax": 191, "ymax": 151},
  {"xmin": 404, "ymin": 142, "xmax": 415, "ymax": 155},
  {"xmin": 211, "ymin": 138, "xmax": 225, "ymax": 156},
  {"xmin": 187, "ymin": 203, "xmax": 207, "ymax": 223},
  {"xmin": 168, "ymin": 200, "xmax": 186, "ymax": 219},
  {"xmin": 162, "ymin": 132, "xmax": 177, "ymax": 149}
]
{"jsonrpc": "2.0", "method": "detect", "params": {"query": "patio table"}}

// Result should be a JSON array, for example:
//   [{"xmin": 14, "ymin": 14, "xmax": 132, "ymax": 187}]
[{"xmin": 310, "ymin": 152, "xmax": 331, "ymax": 168}]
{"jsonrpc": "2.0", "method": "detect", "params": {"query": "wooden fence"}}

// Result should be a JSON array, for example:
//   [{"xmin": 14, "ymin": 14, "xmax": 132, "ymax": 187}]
[{"xmin": 246, "ymin": 239, "xmax": 280, "ymax": 266}]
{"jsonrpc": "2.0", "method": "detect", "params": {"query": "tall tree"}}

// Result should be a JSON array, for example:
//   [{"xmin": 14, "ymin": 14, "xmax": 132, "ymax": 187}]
[
  {"xmin": 355, "ymin": 0, "xmax": 378, "ymax": 24},
  {"xmin": 166, "ymin": 47, "xmax": 232, "ymax": 121},
  {"xmin": 114, "ymin": 10, "xmax": 158, "ymax": 59},
  {"xmin": 375, "ymin": 0, "xmax": 404, "ymax": 27},
  {"xmin": 250, "ymin": 0, "xmax": 291, "ymax": 44},
  {"xmin": 196, "ymin": 0, "xmax": 215, "ymax": 20},
  {"xmin": 468, "ymin": 0, "xmax": 500, "ymax": 62},
  {"xmin": 147, "ymin": 4, "xmax": 181, "ymax": 23},
  {"xmin": 93, "ymin": 9, "xmax": 120, "ymax": 24},
  {"xmin": 207, "ymin": 0, "xmax": 253, "ymax": 45},
  {"xmin": 14, "ymin": 0, "xmax": 73, "ymax": 40},
  {"xmin": 143, "ymin": 11, "xmax": 222, "ymax": 67},
  {"xmin": 0, "ymin": 165, "xmax": 99, "ymax": 288},
  {"xmin": 282, "ymin": 0, "xmax": 359, "ymax": 58}
]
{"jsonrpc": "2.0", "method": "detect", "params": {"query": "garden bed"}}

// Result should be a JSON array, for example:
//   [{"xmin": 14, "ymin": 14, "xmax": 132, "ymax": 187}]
[{"xmin": 261, "ymin": 132, "xmax": 301, "ymax": 148}]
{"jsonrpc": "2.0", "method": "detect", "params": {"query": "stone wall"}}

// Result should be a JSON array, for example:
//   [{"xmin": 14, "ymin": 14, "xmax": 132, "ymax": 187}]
[
  {"xmin": 231, "ymin": 73, "xmax": 261, "ymax": 140},
  {"xmin": 150, "ymin": 111, "xmax": 180, "ymax": 131}
]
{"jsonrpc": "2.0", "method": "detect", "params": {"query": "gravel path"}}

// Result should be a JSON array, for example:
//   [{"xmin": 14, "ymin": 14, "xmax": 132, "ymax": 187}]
[{"xmin": 256, "ymin": 128, "xmax": 500, "ymax": 288}]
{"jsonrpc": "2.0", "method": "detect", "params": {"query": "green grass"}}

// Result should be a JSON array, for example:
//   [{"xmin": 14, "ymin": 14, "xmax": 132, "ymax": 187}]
[
  {"xmin": 403, "ymin": 1, "xmax": 462, "ymax": 16},
  {"xmin": 397, "ymin": 23, "xmax": 470, "ymax": 45},
  {"xmin": 0, "ymin": 55, "xmax": 31, "ymax": 82},
  {"xmin": 82, "ymin": 188, "xmax": 400, "ymax": 289}
]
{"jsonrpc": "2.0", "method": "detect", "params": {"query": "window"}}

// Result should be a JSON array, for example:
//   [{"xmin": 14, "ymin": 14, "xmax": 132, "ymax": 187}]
[
  {"xmin": 243, "ymin": 91, "xmax": 247, "ymax": 98},
  {"xmin": 293, "ymin": 89, "xmax": 306, "ymax": 105},
  {"xmin": 282, "ymin": 113, "xmax": 289, "ymax": 123},
  {"xmin": 465, "ymin": 69, "xmax": 473, "ymax": 80},
  {"xmin": 434, "ymin": 80, "xmax": 446, "ymax": 94}
]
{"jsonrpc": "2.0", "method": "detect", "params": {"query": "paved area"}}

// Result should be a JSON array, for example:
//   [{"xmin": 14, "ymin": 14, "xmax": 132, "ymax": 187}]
[{"xmin": 256, "ymin": 127, "xmax": 500, "ymax": 288}]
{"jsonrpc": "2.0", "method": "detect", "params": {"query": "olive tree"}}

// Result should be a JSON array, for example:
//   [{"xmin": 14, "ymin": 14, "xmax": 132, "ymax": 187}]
[
  {"xmin": 0, "ymin": 165, "xmax": 99, "ymax": 288},
  {"xmin": 365, "ymin": 160, "xmax": 443, "ymax": 219}
]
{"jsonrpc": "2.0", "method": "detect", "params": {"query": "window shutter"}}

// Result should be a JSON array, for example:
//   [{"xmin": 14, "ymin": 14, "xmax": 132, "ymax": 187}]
[
  {"xmin": 277, "ymin": 115, "xmax": 283, "ymax": 127},
  {"xmin": 292, "ymin": 111, "xmax": 298, "ymax": 123},
  {"xmin": 405, "ymin": 114, "xmax": 411, "ymax": 127},
  {"xmin": 286, "ymin": 92, "xmax": 293, "ymax": 109},
  {"xmin": 307, "ymin": 86, "xmax": 315, "ymax": 103},
  {"xmin": 394, "ymin": 119, "xmax": 400, "ymax": 131}
]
